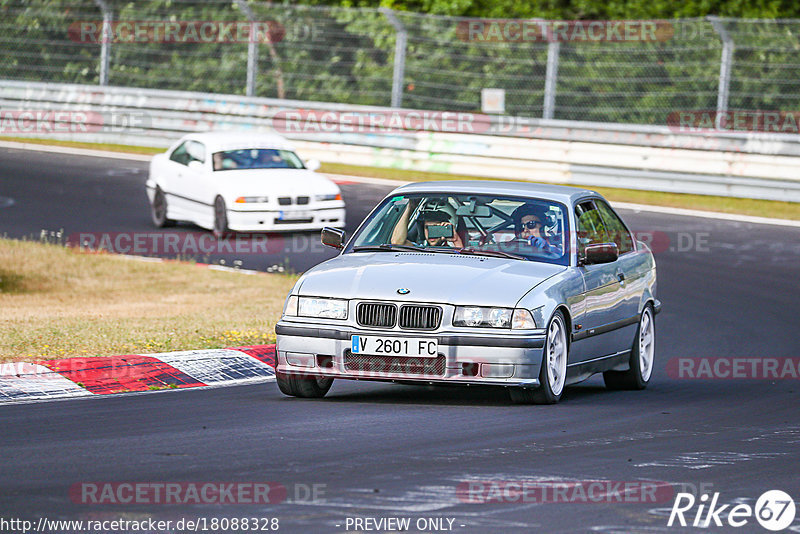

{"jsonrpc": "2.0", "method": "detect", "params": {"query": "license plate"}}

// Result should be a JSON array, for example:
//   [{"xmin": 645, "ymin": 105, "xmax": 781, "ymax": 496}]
[
  {"xmin": 351, "ymin": 335, "xmax": 438, "ymax": 358},
  {"xmin": 278, "ymin": 210, "xmax": 312, "ymax": 220}
]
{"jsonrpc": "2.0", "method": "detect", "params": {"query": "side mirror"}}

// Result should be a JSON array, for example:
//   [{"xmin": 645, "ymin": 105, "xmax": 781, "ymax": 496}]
[
  {"xmin": 581, "ymin": 243, "xmax": 618, "ymax": 265},
  {"xmin": 321, "ymin": 227, "xmax": 346, "ymax": 249},
  {"xmin": 305, "ymin": 159, "xmax": 321, "ymax": 172},
  {"xmin": 187, "ymin": 160, "xmax": 203, "ymax": 171}
]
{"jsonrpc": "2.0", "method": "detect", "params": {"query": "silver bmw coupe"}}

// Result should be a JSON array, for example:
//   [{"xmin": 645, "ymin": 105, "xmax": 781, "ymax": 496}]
[{"xmin": 275, "ymin": 181, "xmax": 660, "ymax": 404}]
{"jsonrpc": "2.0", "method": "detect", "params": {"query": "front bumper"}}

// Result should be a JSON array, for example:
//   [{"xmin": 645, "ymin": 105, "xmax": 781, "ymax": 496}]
[
  {"xmin": 226, "ymin": 206, "xmax": 345, "ymax": 232},
  {"xmin": 275, "ymin": 321, "xmax": 545, "ymax": 388}
]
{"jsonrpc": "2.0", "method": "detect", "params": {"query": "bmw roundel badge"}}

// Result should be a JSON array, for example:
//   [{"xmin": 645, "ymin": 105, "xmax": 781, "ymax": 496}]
[{"xmin": 397, "ymin": 288, "xmax": 410, "ymax": 295}]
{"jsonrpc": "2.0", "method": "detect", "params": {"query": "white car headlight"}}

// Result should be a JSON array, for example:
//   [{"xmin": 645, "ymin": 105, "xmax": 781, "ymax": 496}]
[
  {"xmin": 453, "ymin": 307, "xmax": 536, "ymax": 329},
  {"xmin": 315, "ymin": 193, "xmax": 342, "ymax": 202},
  {"xmin": 297, "ymin": 296, "xmax": 348, "ymax": 320},
  {"xmin": 235, "ymin": 196, "xmax": 269, "ymax": 203},
  {"xmin": 282, "ymin": 295, "xmax": 298, "ymax": 317}
]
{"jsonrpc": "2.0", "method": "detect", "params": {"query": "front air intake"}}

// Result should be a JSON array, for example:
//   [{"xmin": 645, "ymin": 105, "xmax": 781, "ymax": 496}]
[
  {"xmin": 398, "ymin": 305, "xmax": 442, "ymax": 330},
  {"xmin": 356, "ymin": 302, "xmax": 397, "ymax": 328}
]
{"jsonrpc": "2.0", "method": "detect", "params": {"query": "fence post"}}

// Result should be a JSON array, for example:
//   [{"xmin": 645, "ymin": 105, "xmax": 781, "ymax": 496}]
[
  {"xmin": 235, "ymin": 0, "xmax": 258, "ymax": 97},
  {"xmin": 380, "ymin": 7, "xmax": 407, "ymax": 108},
  {"xmin": 93, "ymin": 0, "xmax": 112, "ymax": 86},
  {"xmin": 708, "ymin": 16, "xmax": 734, "ymax": 130},
  {"xmin": 543, "ymin": 40, "xmax": 560, "ymax": 120}
]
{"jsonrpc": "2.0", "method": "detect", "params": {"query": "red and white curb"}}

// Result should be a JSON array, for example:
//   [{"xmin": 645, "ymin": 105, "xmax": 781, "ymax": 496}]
[{"xmin": 0, "ymin": 345, "xmax": 275, "ymax": 403}]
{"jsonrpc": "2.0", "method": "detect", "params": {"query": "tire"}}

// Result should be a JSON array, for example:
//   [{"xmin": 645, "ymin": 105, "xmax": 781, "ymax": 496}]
[
  {"xmin": 509, "ymin": 310, "xmax": 568, "ymax": 404},
  {"xmin": 276, "ymin": 371, "xmax": 333, "ymax": 398},
  {"xmin": 213, "ymin": 196, "xmax": 231, "ymax": 238},
  {"xmin": 150, "ymin": 187, "xmax": 175, "ymax": 228},
  {"xmin": 603, "ymin": 304, "xmax": 655, "ymax": 390}
]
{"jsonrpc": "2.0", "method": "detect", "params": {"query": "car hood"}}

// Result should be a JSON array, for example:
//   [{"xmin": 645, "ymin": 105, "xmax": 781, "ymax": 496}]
[
  {"xmin": 297, "ymin": 252, "xmax": 566, "ymax": 306},
  {"xmin": 215, "ymin": 169, "xmax": 339, "ymax": 196}
]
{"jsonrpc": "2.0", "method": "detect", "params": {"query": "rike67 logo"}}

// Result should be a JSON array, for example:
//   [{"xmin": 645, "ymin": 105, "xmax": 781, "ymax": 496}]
[{"xmin": 668, "ymin": 490, "xmax": 796, "ymax": 531}]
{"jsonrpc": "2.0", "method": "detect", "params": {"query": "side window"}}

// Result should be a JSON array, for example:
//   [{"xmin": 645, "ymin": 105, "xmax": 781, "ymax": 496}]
[
  {"xmin": 186, "ymin": 141, "xmax": 205, "ymax": 164},
  {"xmin": 595, "ymin": 200, "xmax": 634, "ymax": 254},
  {"xmin": 576, "ymin": 201, "xmax": 610, "ymax": 256},
  {"xmin": 169, "ymin": 142, "xmax": 190, "ymax": 165}
]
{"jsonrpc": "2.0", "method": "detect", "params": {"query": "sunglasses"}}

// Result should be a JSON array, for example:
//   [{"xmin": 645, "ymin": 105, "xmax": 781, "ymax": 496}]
[{"xmin": 522, "ymin": 220, "xmax": 542, "ymax": 229}]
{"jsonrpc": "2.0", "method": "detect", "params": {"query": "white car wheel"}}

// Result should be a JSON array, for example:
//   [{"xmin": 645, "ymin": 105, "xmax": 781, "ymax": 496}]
[
  {"xmin": 213, "ymin": 196, "xmax": 230, "ymax": 238},
  {"xmin": 151, "ymin": 187, "xmax": 175, "ymax": 228}
]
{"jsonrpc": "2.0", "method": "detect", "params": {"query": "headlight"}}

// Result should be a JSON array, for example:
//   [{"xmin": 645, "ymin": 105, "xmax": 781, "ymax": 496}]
[
  {"xmin": 298, "ymin": 296, "xmax": 348, "ymax": 320},
  {"xmin": 454, "ymin": 306, "xmax": 512, "ymax": 328},
  {"xmin": 235, "ymin": 196, "xmax": 269, "ymax": 203},
  {"xmin": 282, "ymin": 295, "xmax": 298, "ymax": 317},
  {"xmin": 315, "ymin": 193, "xmax": 342, "ymax": 202},
  {"xmin": 453, "ymin": 307, "xmax": 537, "ymax": 329},
  {"xmin": 511, "ymin": 308, "xmax": 536, "ymax": 329}
]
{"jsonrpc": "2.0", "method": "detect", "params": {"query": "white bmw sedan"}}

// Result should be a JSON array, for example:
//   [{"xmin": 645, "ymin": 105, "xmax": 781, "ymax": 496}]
[{"xmin": 146, "ymin": 132, "xmax": 345, "ymax": 236}]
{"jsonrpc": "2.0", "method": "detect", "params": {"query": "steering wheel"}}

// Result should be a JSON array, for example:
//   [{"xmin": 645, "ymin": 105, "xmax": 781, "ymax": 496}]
[{"xmin": 478, "ymin": 232, "xmax": 496, "ymax": 246}]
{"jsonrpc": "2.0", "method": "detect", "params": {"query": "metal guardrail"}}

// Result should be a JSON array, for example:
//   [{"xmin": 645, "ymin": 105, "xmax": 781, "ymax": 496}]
[
  {"xmin": 1, "ymin": 80, "xmax": 799, "ymax": 202},
  {"xmin": 7, "ymin": 3, "xmax": 800, "ymax": 127}
]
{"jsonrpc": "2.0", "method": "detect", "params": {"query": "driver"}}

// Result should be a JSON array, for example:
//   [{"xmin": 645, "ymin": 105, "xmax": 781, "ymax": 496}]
[{"xmin": 509, "ymin": 204, "xmax": 562, "ymax": 255}]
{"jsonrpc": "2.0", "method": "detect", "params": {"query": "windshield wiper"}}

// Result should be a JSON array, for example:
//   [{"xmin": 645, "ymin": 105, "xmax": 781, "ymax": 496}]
[
  {"xmin": 458, "ymin": 247, "xmax": 525, "ymax": 260},
  {"xmin": 353, "ymin": 244, "xmax": 428, "ymax": 253}
]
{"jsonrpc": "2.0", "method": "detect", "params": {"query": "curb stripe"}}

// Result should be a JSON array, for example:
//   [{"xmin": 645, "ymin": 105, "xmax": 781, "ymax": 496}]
[
  {"xmin": 40, "ymin": 356, "xmax": 205, "ymax": 394},
  {"xmin": 152, "ymin": 349, "xmax": 274, "ymax": 386},
  {"xmin": 0, "ymin": 364, "xmax": 92, "ymax": 400},
  {"xmin": 0, "ymin": 345, "xmax": 278, "ymax": 403},
  {"xmin": 228, "ymin": 345, "xmax": 276, "ymax": 368}
]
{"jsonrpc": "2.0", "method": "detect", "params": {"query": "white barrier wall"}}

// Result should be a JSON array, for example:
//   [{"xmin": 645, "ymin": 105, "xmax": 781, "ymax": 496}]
[{"xmin": 1, "ymin": 80, "xmax": 799, "ymax": 202}]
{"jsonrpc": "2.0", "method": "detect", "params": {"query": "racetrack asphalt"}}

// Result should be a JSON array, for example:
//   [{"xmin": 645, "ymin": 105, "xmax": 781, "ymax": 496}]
[{"xmin": 0, "ymin": 146, "xmax": 799, "ymax": 533}]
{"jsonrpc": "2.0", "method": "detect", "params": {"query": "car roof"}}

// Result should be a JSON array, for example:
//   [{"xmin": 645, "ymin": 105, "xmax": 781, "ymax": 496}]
[
  {"xmin": 390, "ymin": 180, "xmax": 600, "ymax": 205},
  {"xmin": 181, "ymin": 131, "xmax": 295, "ymax": 152}
]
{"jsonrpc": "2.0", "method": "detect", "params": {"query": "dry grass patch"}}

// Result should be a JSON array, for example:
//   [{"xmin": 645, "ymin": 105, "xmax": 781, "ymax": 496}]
[
  {"xmin": 0, "ymin": 238, "xmax": 297, "ymax": 362},
  {"xmin": 0, "ymin": 135, "xmax": 163, "ymax": 155}
]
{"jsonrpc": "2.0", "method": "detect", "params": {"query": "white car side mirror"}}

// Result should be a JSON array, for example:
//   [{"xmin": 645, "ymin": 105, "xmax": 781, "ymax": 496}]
[
  {"xmin": 305, "ymin": 159, "xmax": 321, "ymax": 172},
  {"xmin": 187, "ymin": 160, "xmax": 203, "ymax": 171}
]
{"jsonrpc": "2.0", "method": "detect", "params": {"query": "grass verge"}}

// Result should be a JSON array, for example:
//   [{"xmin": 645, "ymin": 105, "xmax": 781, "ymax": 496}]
[
  {"xmin": 0, "ymin": 238, "xmax": 296, "ymax": 363},
  {"xmin": 2, "ymin": 135, "xmax": 796, "ymax": 220},
  {"xmin": 0, "ymin": 135, "xmax": 163, "ymax": 155}
]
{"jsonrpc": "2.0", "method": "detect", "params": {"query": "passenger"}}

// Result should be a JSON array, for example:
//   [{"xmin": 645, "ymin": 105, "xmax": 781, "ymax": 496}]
[
  {"xmin": 390, "ymin": 205, "xmax": 463, "ymax": 248},
  {"xmin": 420, "ymin": 210, "xmax": 464, "ymax": 248}
]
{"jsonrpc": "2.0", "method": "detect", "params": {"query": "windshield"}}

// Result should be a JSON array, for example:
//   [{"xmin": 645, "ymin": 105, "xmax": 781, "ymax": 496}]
[
  {"xmin": 212, "ymin": 149, "xmax": 305, "ymax": 171},
  {"xmin": 347, "ymin": 193, "xmax": 570, "ymax": 266}
]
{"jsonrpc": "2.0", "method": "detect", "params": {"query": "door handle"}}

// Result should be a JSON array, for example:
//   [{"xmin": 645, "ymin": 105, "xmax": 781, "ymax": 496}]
[{"xmin": 617, "ymin": 271, "xmax": 626, "ymax": 282}]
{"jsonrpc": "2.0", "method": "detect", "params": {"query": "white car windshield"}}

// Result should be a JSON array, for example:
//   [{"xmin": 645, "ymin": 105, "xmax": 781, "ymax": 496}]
[
  {"xmin": 347, "ymin": 193, "xmax": 570, "ymax": 266},
  {"xmin": 212, "ymin": 149, "xmax": 305, "ymax": 171}
]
